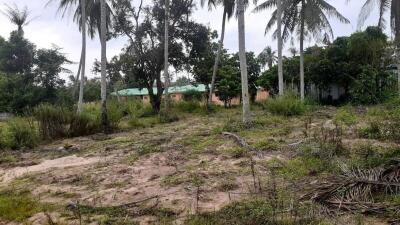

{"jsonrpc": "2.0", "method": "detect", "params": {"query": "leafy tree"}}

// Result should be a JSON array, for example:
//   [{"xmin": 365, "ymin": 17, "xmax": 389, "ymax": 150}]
[
  {"xmin": 0, "ymin": 32, "xmax": 35, "ymax": 74},
  {"xmin": 215, "ymin": 65, "xmax": 241, "ymax": 107},
  {"xmin": 112, "ymin": 0, "xmax": 209, "ymax": 112},
  {"xmin": 34, "ymin": 47, "xmax": 72, "ymax": 102},
  {"xmin": 258, "ymin": 46, "xmax": 277, "ymax": 70}
]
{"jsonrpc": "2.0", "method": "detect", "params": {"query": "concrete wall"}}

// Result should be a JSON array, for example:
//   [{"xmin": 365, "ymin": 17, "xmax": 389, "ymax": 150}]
[{"xmin": 120, "ymin": 89, "xmax": 269, "ymax": 106}]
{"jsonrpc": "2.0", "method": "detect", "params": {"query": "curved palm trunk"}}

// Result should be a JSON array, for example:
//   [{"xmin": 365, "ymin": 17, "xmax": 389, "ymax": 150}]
[
  {"xmin": 163, "ymin": 0, "xmax": 171, "ymax": 108},
  {"xmin": 237, "ymin": 0, "xmax": 251, "ymax": 124},
  {"xmin": 208, "ymin": 8, "xmax": 227, "ymax": 105},
  {"xmin": 77, "ymin": 0, "xmax": 87, "ymax": 114},
  {"xmin": 100, "ymin": 0, "xmax": 108, "ymax": 131},
  {"xmin": 277, "ymin": 0, "xmax": 284, "ymax": 96},
  {"xmin": 299, "ymin": 0, "xmax": 305, "ymax": 101},
  {"xmin": 72, "ymin": 54, "xmax": 82, "ymax": 99}
]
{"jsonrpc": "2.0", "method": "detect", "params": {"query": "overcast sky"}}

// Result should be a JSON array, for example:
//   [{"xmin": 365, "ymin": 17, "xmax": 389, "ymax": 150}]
[{"xmin": 0, "ymin": 0, "xmax": 385, "ymax": 81}]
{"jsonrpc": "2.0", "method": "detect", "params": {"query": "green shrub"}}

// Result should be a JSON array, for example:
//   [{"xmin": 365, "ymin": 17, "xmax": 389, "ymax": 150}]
[
  {"xmin": 183, "ymin": 90, "xmax": 203, "ymax": 102},
  {"xmin": 262, "ymin": 93, "xmax": 308, "ymax": 116},
  {"xmin": 126, "ymin": 99, "xmax": 155, "ymax": 118},
  {"xmin": 334, "ymin": 106, "xmax": 357, "ymax": 127},
  {"xmin": 1, "ymin": 118, "xmax": 38, "ymax": 150},
  {"xmin": 158, "ymin": 108, "xmax": 179, "ymax": 123},
  {"xmin": 174, "ymin": 101, "xmax": 203, "ymax": 114},
  {"xmin": 69, "ymin": 112, "xmax": 100, "ymax": 137},
  {"xmin": 33, "ymin": 104, "xmax": 71, "ymax": 140},
  {"xmin": 106, "ymin": 100, "xmax": 124, "ymax": 129}
]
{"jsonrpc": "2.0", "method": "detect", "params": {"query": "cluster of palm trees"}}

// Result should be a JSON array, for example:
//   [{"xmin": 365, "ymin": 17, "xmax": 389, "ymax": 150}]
[{"xmin": 3, "ymin": 0, "xmax": 400, "ymax": 124}]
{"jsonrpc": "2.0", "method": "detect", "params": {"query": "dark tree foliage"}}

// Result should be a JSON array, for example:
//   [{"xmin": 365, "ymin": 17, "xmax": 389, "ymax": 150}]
[
  {"xmin": 0, "ymin": 33, "xmax": 72, "ymax": 113},
  {"xmin": 258, "ymin": 26, "xmax": 395, "ymax": 104},
  {"xmin": 112, "ymin": 0, "xmax": 210, "ymax": 112}
]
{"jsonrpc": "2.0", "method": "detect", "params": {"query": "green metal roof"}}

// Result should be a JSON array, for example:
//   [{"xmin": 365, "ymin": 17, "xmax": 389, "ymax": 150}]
[{"xmin": 111, "ymin": 84, "xmax": 207, "ymax": 97}]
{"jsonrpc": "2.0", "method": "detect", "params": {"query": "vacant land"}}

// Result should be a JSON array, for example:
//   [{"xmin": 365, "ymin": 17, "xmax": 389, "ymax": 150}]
[{"xmin": 0, "ymin": 105, "xmax": 399, "ymax": 225}]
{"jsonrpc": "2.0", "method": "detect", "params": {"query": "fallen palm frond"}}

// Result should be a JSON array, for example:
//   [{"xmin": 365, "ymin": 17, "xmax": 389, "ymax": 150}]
[
  {"xmin": 303, "ymin": 159, "xmax": 400, "ymax": 215},
  {"xmin": 222, "ymin": 132, "xmax": 255, "ymax": 151}
]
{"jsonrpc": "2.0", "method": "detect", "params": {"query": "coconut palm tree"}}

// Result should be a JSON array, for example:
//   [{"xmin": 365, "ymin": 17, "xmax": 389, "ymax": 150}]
[
  {"xmin": 254, "ymin": 0, "xmax": 284, "ymax": 95},
  {"xmin": 258, "ymin": 46, "xmax": 277, "ymax": 70},
  {"xmin": 49, "ymin": 0, "xmax": 113, "ymax": 113},
  {"xmin": 255, "ymin": 0, "xmax": 349, "ymax": 100},
  {"xmin": 164, "ymin": 0, "xmax": 171, "ymax": 109},
  {"xmin": 100, "ymin": 0, "xmax": 108, "ymax": 131},
  {"xmin": 2, "ymin": 4, "xmax": 34, "ymax": 36},
  {"xmin": 237, "ymin": 0, "xmax": 251, "ymax": 123},
  {"xmin": 201, "ymin": 0, "xmax": 236, "ymax": 105},
  {"xmin": 356, "ymin": 0, "xmax": 400, "ymax": 94}
]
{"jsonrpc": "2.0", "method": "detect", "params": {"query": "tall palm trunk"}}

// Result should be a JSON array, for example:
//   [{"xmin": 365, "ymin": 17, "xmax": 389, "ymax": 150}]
[
  {"xmin": 163, "ymin": 0, "xmax": 171, "ymax": 108},
  {"xmin": 299, "ymin": 0, "xmax": 305, "ymax": 101},
  {"xmin": 73, "ymin": 54, "xmax": 82, "ymax": 99},
  {"xmin": 77, "ymin": 0, "xmax": 86, "ymax": 114},
  {"xmin": 208, "ymin": 8, "xmax": 227, "ymax": 105},
  {"xmin": 277, "ymin": 0, "xmax": 284, "ymax": 96},
  {"xmin": 237, "ymin": 0, "xmax": 251, "ymax": 124},
  {"xmin": 100, "ymin": 0, "xmax": 108, "ymax": 131}
]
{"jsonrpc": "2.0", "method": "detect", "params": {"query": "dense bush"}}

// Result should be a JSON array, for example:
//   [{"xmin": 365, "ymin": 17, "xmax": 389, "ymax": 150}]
[
  {"xmin": 33, "ymin": 104, "xmax": 71, "ymax": 140},
  {"xmin": 0, "ymin": 118, "xmax": 38, "ymax": 150},
  {"xmin": 106, "ymin": 100, "xmax": 125, "ymax": 129},
  {"xmin": 261, "ymin": 93, "xmax": 308, "ymax": 116},
  {"xmin": 183, "ymin": 90, "xmax": 203, "ymax": 102},
  {"xmin": 173, "ymin": 101, "xmax": 203, "ymax": 114}
]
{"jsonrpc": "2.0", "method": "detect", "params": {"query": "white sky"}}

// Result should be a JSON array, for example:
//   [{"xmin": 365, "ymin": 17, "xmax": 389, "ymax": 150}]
[{"xmin": 0, "ymin": 0, "xmax": 386, "ymax": 82}]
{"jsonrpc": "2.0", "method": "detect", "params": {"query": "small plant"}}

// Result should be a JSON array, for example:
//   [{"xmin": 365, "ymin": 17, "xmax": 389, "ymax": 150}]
[
  {"xmin": 2, "ymin": 118, "xmax": 38, "ymax": 150},
  {"xmin": 262, "ymin": 92, "xmax": 308, "ymax": 117},
  {"xmin": 158, "ymin": 108, "xmax": 179, "ymax": 123},
  {"xmin": 333, "ymin": 106, "xmax": 357, "ymax": 127},
  {"xmin": 0, "ymin": 190, "xmax": 42, "ymax": 222},
  {"xmin": 226, "ymin": 147, "xmax": 248, "ymax": 158},
  {"xmin": 33, "ymin": 104, "xmax": 71, "ymax": 140}
]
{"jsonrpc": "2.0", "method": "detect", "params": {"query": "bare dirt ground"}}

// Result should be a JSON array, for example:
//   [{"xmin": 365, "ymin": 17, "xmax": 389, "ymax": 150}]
[{"xmin": 0, "ymin": 108, "xmax": 394, "ymax": 225}]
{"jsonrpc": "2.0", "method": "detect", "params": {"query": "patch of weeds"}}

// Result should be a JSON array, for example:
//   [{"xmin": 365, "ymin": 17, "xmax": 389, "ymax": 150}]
[
  {"xmin": 185, "ymin": 199, "xmax": 325, "ymax": 225},
  {"xmin": 162, "ymin": 173, "xmax": 189, "ymax": 186},
  {"xmin": 333, "ymin": 106, "xmax": 357, "ymax": 127},
  {"xmin": 0, "ymin": 151, "xmax": 18, "ymax": 165},
  {"xmin": 0, "ymin": 190, "xmax": 42, "ymax": 222},
  {"xmin": 261, "ymin": 92, "xmax": 309, "ymax": 117},
  {"xmin": 98, "ymin": 216, "xmax": 138, "ymax": 225},
  {"xmin": 179, "ymin": 134, "xmax": 223, "ymax": 154},
  {"xmin": 124, "ymin": 153, "xmax": 140, "ymax": 165},
  {"xmin": 348, "ymin": 144, "xmax": 400, "ymax": 169},
  {"xmin": 359, "ymin": 107, "xmax": 400, "ymax": 142},
  {"xmin": 216, "ymin": 179, "xmax": 239, "ymax": 192},
  {"xmin": 252, "ymin": 139, "xmax": 281, "ymax": 151},
  {"xmin": 137, "ymin": 144, "xmax": 163, "ymax": 156},
  {"xmin": 225, "ymin": 147, "xmax": 248, "ymax": 158},
  {"xmin": 274, "ymin": 156, "xmax": 333, "ymax": 179},
  {"xmin": 52, "ymin": 191, "xmax": 81, "ymax": 199}
]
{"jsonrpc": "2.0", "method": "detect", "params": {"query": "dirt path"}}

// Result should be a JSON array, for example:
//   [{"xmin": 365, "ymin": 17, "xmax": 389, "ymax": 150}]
[{"xmin": 0, "ymin": 155, "xmax": 104, "ymax": 183}]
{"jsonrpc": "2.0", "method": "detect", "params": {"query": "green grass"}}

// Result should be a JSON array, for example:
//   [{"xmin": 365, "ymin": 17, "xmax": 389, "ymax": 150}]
[
  {"xmin": 0, "ymin": 190, "xmax": 44, "ymax": 222},
  {"xmin": 179, "ymin": 134, "xmax": 224, "ymax": 154}
]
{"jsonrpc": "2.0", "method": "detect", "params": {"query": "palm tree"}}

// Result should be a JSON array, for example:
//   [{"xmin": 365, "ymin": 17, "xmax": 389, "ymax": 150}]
[
  {"xmin": 163, "ymin": 0, "xmax": 171, "ymax": 109},
  {"xmin": 2, "ymin": 4, "xmax": 34, "ymax": 36},
  {"xmin": 255, "ymin": 0, "xmax": 349, "ymax": 100},
  {"xmin": 254, "ymin": 0, "xmax": 284, "ymax": 95},
  {"xmin": 258, "ymin": 46, "xmax": 277, "ymax": 70},
  {"xmin": 100, "ymin": 0, "xmax": 108, "ymax": 131},
  {"xmin": 49, "ymin": 0, "xmax": 113, "ymax": 113},
  {"xmin": 356, "ymin": 0, "xmax": 400, "ymax": 94},
  {"xmin": 201, "ymin": 0, "xmax": 235, "ymax": 105},
  {"xmin": 237, "ymin": 0, "xmax": 251, "ymax": 123}
]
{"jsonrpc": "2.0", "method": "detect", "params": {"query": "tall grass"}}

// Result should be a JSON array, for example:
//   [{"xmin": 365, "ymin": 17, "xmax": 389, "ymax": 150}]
[
  {"xmin": 0, "ymin": 118, "xmax": 38, "ymax": 150},
  {"xmin": 261, "ymin": 93, "xmax": 309, "ymax": 116}
]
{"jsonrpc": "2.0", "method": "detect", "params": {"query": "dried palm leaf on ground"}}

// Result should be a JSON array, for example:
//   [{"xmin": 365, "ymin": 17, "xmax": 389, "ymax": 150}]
[{"xmin": 302, "ymin": 159, "xmax": 400, "ymax": 215}]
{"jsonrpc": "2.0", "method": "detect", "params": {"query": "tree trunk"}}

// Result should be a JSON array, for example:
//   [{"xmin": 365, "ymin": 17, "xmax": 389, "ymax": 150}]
[
  {"xmin": 237, "ymin": 0, "xmax": 251, "ymax": 124},
  {"xmin": 299, "ymin": 0, "xmax": 305, "ymax": 101},
  {"xmin": 72, "ymin": 54, "xmax": 82, "ymax": 99},
  {"xmin": 100, "ymin": 0, "xmax": 109, "ymax": 131},
  {"xmin": 163, "ymin": 0, "xmax": 171, "ymax": 109},
  {"xmin": 77, "ymin": 0, "xmax": 86, "ymax": 114},
  {"xmin": 277, "ymin": 0, "xmax": 284, "ymax": 96},
  {"xmin": 208, "ymin": 8, "xmax": 227, "ymax": 105}
]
